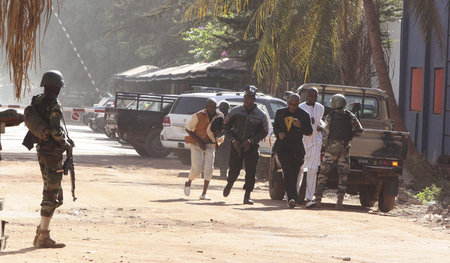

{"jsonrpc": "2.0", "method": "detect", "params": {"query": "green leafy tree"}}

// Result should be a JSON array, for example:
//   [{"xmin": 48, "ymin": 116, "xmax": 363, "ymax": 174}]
[
  {"xmin": 183, "ymin": 22, "xmax": 228, "ymax": 62},
  {"xmin": 183, "ymin": 0, "xmax": 444, "ymax": 150}
]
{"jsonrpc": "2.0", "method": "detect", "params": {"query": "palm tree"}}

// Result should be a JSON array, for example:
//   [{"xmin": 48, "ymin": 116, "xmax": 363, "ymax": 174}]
[
  {"xmin": 184, "ymin": 0, "xmax": 444, "ymax": 140},
  {"xmin": 0, "ymin": 0, "xmax": 56, "ymax": 99}
]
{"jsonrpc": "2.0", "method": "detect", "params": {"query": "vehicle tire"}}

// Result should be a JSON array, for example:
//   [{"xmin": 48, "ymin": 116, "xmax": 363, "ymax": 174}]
[
  {"xmin": 134, "ymin": 146, "xmax": 149, "ymax": 157},
  {"xmin": 378, "ymin": 190, "xmax": 396, "ymax": 213},
  {"xmin": 89, "ymin": 119, "xmax": 103, "ymax": 133},
  {"xmin": 269, "ymin": 179, "xmax": 285, "ymax": 200},
  {"xmin": 269, "ymin": 156, "xmax": 285, "ymax": 200},
  {"xmin": 104, "ymin": 127, "xmax": 116, "ymax": 138},
  {"xmin": 256, "ymin": 157, "xmax": 270, "ymax": 181},
  {"xmin": 144, "ymin": 130, "xmax": 171, "ymax": 158},
  {"xmin": 297, "ymin": 171, "xmax": 307, "ymax": 204},
  {"xmin": 175, "ymin": 151, "xmax": 191, "ymax": 165},
  {"xmin": 359, "ymin": 184, "xmax": 377, "ymax": 207},
  {"xmin": 88, "ymin": 120, "xmax": 96, "ymax": 132},
  {"xmin": 82, "ymin": 114, "xmax": 90, "ymax": 125}
]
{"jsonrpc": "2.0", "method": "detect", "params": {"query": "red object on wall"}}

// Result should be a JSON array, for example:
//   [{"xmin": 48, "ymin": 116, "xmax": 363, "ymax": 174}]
[
  {"xmin": 433, "ymin": 68, "xmax": 444, "ymax": 114},
  {"xmin": 410, "ymin": 68, "xmax": 423, "ymax": 112}
]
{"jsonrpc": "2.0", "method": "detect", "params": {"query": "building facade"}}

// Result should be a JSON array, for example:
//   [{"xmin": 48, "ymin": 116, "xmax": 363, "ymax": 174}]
[{"xmin": 399, "ymin": 0, "xmax": 449, "ymax": 161}]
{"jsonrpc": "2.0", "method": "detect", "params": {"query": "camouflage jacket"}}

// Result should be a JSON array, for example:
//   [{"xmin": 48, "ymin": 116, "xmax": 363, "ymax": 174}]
[
  {"xmin": 33, "ymin": 94, "xmax": 67, "ymax": 154},
  {"xmin": 322, "ymin": 109, "xmax": 363, "ymax": 148}
]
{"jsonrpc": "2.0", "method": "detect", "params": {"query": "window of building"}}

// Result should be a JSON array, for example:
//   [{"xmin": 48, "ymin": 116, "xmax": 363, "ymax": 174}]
[
  {"xmin": 410, "ymin": 68, "xmax": 423, "ymax": 112},
  {"xmin": 433, "ymin": 68, "xmax": 444, "ymax": 114}
]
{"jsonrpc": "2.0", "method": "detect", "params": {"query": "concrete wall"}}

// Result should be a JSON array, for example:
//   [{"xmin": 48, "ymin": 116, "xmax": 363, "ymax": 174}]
[{"xmin": 400, "ymin": 0, "xmax": 449, "ymax": 161}]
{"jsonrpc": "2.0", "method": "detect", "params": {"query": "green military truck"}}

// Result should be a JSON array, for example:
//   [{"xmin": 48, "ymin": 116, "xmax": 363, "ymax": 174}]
[{"xmin": 268, "ymin": 84, "xmax": 409, "ymax": 212}]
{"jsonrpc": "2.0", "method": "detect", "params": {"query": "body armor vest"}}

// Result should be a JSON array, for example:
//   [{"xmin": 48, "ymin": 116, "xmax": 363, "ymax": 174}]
[{"xmin": 328, "ymin": 110, "xmax": 353, "ymax": 142}]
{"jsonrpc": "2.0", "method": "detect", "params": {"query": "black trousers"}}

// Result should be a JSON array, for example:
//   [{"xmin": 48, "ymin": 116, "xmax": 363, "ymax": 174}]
[
  {"xmin": 227, "ymin": 144, "xmax": 259, "ymax": 192},
  {"xmin": 278, "ymin": 152, "xmax": 304, "ymax": 202}
]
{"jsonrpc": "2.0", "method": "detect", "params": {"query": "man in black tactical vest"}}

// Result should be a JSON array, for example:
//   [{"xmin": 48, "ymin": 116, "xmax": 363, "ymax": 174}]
[
  {"xmin": 314, "ymin": 94, "xmax": 363, "ymax": 210},
  {"xmin": 28, "ymin": 70, "xmax": 72, "ymax": 248}
]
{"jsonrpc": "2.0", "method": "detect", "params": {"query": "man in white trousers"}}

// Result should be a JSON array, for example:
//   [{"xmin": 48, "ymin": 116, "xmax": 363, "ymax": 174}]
[
  {"xmin": 184, "ymin": 98, "xmax": 224, "ymax": 200},
  {"xmin": 298, "ymin": 88, "xmax": 324, "ymax": 208}
]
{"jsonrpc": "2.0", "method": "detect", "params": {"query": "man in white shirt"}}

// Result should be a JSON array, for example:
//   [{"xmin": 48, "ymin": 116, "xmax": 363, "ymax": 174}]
[{"xmin": 298, "ymin": 88, "xmax": 324, "ymax": 208}]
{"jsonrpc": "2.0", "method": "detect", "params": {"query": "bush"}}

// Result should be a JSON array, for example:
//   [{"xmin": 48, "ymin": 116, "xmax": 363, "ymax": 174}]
[
  {"xmin": 414, "ymin": 185, "xmax": 441, "ymax": 203},
  {"xmin": 405, "ymin": 154, "xmax": 449, "ymax": 205}
]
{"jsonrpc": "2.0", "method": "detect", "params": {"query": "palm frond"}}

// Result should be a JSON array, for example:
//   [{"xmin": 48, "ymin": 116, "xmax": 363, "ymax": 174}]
[
  {"xmin": 0, "ymin": 0, "xmax": 57, "ymax": 99},
  {"xmin": 244, "ymin": 0, "xmax": 277, "ymax": 39},
  {"xmin": 408, "ymin": 0, "xmax": 444, "ymax": 48},
  {"xmin": 184, "ymin": 0, "xmax": 249, "ymax": 20}
]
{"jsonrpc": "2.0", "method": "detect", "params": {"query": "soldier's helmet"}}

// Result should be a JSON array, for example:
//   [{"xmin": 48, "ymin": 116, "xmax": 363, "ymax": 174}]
[
  {"xmin": 40, "ymin": 70, "xmax": 64, "ymax": 88},
  {"xmin": 330, "ymin": 94, "xmax": 347, "ymax": 109}
]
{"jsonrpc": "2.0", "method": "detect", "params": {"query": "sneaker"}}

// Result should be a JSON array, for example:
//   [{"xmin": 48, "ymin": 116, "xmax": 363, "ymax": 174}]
[
  {"xmin": 305, "ymin": 200, "xmax": 315, "ymax": 208},
  {"xmin": 184, "ymin": 182, "xmax": 191, "ymax": 196},
  {"xmin": 199, "ymin": 194, "xmax": 211, "ymax": 200},
  {"xmin": 243, "ymin": 191, "xmax": 254, "ymax": 205},
  {"xmin": 288, "ymin": 199, "xmax": 296, "ymax": 208}
]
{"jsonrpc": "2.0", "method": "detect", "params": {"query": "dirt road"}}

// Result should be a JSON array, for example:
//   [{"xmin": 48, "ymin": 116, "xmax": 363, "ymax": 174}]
[{"xmin": 0, "ymin": 125, "xmax": 449, "ymax": 262}]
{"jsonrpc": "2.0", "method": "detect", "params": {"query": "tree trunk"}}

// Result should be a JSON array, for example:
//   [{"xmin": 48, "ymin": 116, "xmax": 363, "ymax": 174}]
[{"xmin": 363, "ymin": 0, "xmax": 418, "ymax": 156}]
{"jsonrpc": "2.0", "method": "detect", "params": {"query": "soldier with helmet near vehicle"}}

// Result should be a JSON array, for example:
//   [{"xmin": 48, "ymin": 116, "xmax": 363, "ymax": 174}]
[
  {"xmin": 314, "ymin": 94, "xmax": 363, "ymax": 209},
  {"xmin": 23, "ymin": 70, "xmax": 73, "ymax": 248}
]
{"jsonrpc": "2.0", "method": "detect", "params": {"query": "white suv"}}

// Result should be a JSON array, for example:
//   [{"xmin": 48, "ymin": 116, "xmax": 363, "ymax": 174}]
[{"xmin": 160, "ymin": 92, "xmax": 286, "ymax": 165}]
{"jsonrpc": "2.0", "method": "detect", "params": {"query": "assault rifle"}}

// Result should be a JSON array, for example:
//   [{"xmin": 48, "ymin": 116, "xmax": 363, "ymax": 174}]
[{"xmin": 63, "ymin": 138, "xmax": 76, "ymax": 202}]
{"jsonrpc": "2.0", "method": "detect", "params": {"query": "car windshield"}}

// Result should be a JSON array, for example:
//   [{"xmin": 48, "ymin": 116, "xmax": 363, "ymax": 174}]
[
  {"xmin": 318, "ymin": 94, "xmax": 379, "ymax": 119},
  {"xmin": 171, "ymin": 97, "xmax": 208, "ymax": 114},
  {"xmin": 264, "ymin": 100, "xmax": 287, "ymax": 119}
]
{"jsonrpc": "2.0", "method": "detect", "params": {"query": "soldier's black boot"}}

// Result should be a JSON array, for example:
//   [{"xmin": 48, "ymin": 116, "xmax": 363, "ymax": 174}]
[
  {"xmin": 223, "ymin": 182, "xmax": 233, "ymax": 197},
  {"xmin": 243, "ymin": 191, "xmax": 254, "ymax": 205}
]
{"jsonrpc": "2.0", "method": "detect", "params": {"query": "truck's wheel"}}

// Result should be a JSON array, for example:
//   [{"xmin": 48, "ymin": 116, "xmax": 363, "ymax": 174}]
[
  {"xmin": 359, "ymin": 185, "xmax": 377, "ymax": 207},
  {"xmin": 297, "ymin": 171, "xmax": 307, "ymax": 204},
  {"xmin": 144, "ymin": 130, "xmax": 171, "ymax": 158},
  {"xmin": 256, "ymin": 157, "xmax": 270, "ymax": 181},
  {"xmin": 378, "ymin": 190, "xmax": 395, "ymax": 212},
  {"xmin": 269, "ymin": 156, "xmax": 285, "ymax": 200},
  {"xmin": 134, "ymin": 146, "xmax": 149, "ymax": 157},
  {"xmin": 269, "ymin": 179, "xmax": 285, "ymax": 200},
  {"xmin": 104, "ymin": 127, "xmax": 116, "ymax": 138},
  {"xmin": 175, "ymin": 151, "xmax": 191, "ymax": 165},
  {"xmin": 88, "ymin": 120, "xmax": 97, "ymax": 132}
]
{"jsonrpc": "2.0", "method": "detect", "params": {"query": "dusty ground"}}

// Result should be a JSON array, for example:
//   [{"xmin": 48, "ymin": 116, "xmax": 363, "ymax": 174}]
[{"xmin": 0, "ymin": 155, "xmax": 449, "ymax": 263}]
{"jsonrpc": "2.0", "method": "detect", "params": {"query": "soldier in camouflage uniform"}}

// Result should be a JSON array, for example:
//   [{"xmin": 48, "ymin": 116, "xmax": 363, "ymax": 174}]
[
  {"xmin": 314, "ymin": 94, "xmax": 363, "ymax": 209},
  {"xmin": 32, "ymin": 70, "xmax": 71, "ymax": 248}
]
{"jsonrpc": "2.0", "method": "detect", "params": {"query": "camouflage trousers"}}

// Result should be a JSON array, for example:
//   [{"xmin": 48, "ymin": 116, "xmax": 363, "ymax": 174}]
[
  {"xmin": 37, "ymin": 152, "xmax": 63, "ymax": 217},
  {"xmin": 315, "ymin": 140, "xmax": 350, "ymax": 197}
]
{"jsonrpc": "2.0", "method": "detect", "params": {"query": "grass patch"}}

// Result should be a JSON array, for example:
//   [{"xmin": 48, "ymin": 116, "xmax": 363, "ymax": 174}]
[
  {"xmin": 414, "ymin": 185, "xmax": 441, "ymax": 204},
  {"xmin": 405, "ymin": 154, "xmax": 449, "ymax": 205}
]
